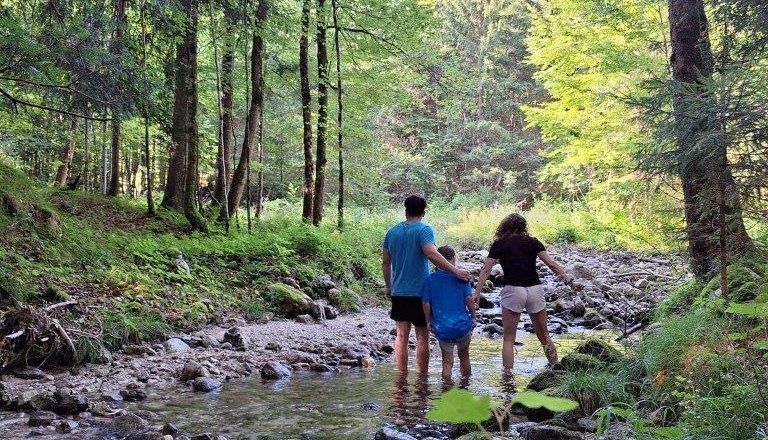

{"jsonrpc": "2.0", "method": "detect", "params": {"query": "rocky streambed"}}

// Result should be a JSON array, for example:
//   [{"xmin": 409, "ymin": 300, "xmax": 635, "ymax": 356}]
[{"xmin": 0, "ymin": 247, "xmax": 685, "ymax": 439}]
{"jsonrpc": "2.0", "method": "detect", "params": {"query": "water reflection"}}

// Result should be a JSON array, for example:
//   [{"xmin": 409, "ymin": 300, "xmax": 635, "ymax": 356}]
[{"xmin": 132, "ymin": 329, "xmax": 618, "ymax": 439}]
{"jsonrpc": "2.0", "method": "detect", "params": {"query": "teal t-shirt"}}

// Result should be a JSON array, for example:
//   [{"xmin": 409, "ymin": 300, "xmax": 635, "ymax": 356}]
[
  {"xmin": 421, "ymin": 269, "xmax": 474, "ymax": 340},
  {"xmin": 383, "ymin": 221, "xmax": 435, "ymax": 296}
]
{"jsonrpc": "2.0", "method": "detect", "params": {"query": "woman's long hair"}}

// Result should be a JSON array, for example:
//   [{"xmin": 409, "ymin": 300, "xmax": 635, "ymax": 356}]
[{"xmin": 495, "ymin": 213, "xmax": 529, "ymax": 240}]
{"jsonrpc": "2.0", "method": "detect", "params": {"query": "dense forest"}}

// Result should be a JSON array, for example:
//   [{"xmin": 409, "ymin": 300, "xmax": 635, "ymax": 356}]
[{"xmin": 1, "ymin": 0, "xmax": 768, "ymax": 439}]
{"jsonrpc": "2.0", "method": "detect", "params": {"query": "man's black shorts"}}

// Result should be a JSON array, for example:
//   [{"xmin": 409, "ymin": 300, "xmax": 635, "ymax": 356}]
[{"xmin": 390, "ymin": 296, "xmax": 427, "ymax": 327}]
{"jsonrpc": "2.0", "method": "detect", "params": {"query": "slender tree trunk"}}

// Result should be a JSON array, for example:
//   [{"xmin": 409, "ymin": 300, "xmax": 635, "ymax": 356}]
[
  {"xmin": 255, "ymin": 95, "xmax": 264, "ymax": 218},
  {"xmin": 668, "ymin": 0, "xmax": 753, "ymax": 278},
  {"xmin": 332, "ymin": 0, "xmax": 344, "ymax": 229},
  {"xmin": 107, "ymin": 0, "xmax": 125, "ymax": 197},
  {"xmin": 312, "ymin": 0, "xmax": 329, "ymax": 226},
  {"xmin": 182, "ymin": 0, "xmax": 206, "ymax": 231},
  {"xmin": 300, "ymin": 0, "xmax": 314, "ymax": 222},
  {"xmin": 223, "ymin": 0, "xmax": 268, "ymax": 220},
  {"xmin": 107, "ymin": 114, "xmax": 121, "ymax": 196},
  {"xmin": 83, "ymin": 115, "xmax": 90, "ymax": 191},
  {"xmin": 213, "ymin": 2, "xmax": 236, "ymax": 207},
  {"xmin": 141, "ymin": 1, "xmax": 155, "ymax": 215},
  {"xmin": 161, "ymin": 20, "xmax": 192, "ymax": 209},
  {"xmin": 54, "ymin": 118, "xmax": 78, "ymax": 186},
  {"xmin": 101, "ymin": 118, "xmax": 107, "ymax": 194}
]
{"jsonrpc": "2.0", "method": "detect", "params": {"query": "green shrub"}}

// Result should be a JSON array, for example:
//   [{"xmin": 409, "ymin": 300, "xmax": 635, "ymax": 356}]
[
  {"xmin": 557, "ymin": 370, "xmax": 634, "ymax": 416},
  {"xmin": 99, "ymin": 301, "xmax": 170, "ymax": 350}
]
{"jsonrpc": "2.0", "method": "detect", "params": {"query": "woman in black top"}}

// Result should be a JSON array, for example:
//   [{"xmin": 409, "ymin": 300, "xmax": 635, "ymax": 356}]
[{"xmin": 473, "ymin": 214, "xmax": 579, "ymax": 372}]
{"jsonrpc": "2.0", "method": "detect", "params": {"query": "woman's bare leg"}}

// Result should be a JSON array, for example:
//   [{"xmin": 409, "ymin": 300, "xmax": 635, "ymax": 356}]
[
  {"xmin": 530, "ymin": 309, "xmax": 557, "ymax": 364},
  {"xmin": 501, "ymin": 307, "xmax": 521, "ymax": 371}
]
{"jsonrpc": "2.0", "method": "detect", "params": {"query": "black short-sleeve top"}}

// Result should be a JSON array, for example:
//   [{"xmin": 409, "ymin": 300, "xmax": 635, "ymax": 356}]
[{"xmin": 488, "ymin": 234, "xmax": 546, "ymax": 287}]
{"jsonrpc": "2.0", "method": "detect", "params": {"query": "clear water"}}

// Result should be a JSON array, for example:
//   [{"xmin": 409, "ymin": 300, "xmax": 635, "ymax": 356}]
[{"xmin": 134, "ymin": 328, "xmax": 616, "ymax": 440}]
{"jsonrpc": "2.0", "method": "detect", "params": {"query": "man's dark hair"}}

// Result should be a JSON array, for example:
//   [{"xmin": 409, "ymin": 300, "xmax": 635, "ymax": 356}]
[
  {"xmin": 437, "ymin": 245, "xmax": 456, "ymax": 261},
  {"xmin": 404, "ymin": 194, "xmax": 427, "ymax": 217}
]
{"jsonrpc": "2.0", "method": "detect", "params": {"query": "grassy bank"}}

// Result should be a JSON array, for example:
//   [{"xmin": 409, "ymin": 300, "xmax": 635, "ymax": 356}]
[{"xmin": 539, "ymin": 265, "xmax": 768, "ymax": 439}]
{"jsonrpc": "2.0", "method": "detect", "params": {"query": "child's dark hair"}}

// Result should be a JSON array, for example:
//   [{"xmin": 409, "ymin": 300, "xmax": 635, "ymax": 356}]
[
  {"xmin": 495, "ymin": 213, "xmax": 529, "ymax": 239},
  {"xmin": 404, "ymin": 194, "xmax": 427, "ymax": 217},
  {"xmin": 437, "ymin": 245, "xmax": 456, "ymax": 261}
]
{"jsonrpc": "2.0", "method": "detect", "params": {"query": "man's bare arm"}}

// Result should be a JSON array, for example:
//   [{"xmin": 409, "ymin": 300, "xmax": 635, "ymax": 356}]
[
  {"xmin": 382, "ymin": 248, "xmax": 392, "ymax": 298},
  {"xmin": 422, "ymin": 244, "xmax": 471, "ymax": 281}
]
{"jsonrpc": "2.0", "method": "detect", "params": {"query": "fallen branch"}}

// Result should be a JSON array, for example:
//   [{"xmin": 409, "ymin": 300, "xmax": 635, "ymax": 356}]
[
  {"xmin": 602, "ymin": 271, "xmax": 676, "ymax": 280},
  {"xmin": 616, "ymin": 322, "xmax": 648, "ymax": 341},
  {"xmin": 50, "ymin": 318, "xmax": 77, "ymax": 358},
  {"xmin": 44, "ymin": 300, "xmax": 78, "ymax": 313}
]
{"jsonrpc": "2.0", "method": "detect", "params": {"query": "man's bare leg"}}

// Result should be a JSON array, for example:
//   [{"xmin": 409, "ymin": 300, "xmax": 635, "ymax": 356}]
[
  {"xmin": 414, "ymin": 324, "xmax": 430, "ymax": 375},
  {"xmin": 395, "ymin": 321, "xmax": 412, "ymax": 373}
]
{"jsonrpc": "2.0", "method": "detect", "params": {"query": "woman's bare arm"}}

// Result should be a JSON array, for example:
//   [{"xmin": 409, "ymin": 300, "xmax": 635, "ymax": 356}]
[{"xmin": 538, "ymin": 251, "xmax": 581, "ymax": 290}]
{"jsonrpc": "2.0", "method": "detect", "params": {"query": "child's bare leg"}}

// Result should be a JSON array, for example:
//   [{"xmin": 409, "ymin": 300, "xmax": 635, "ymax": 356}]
[
  {"xmin": 441, "ymin": 348, "xmax": 454, "ymax": 380},
  {"xmin": 458, "ymin": 345, "xmax": 471, "ymax": 378}
]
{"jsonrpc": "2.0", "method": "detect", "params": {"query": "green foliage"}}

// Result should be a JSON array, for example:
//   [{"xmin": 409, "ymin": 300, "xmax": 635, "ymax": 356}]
[
  {"xmin": 99, "ymin": 301, "xmax": 170, "ymax": 350},
  {"xmin": 558, "ymin": 371, "xmax": 633, "ymax": 415},
  {"xmin": 510, "ymin": 391, "xmax": 579, "ymax": 412},
  {"xmin": 426, "ymin": 389, "xmax": 493, "ymax": 424}
]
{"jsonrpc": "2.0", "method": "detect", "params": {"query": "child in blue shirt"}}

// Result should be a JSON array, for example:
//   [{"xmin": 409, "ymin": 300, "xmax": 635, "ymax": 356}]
[{"xmin": 421, "ymin": 245, "xmax": 476, "ymax": 379}]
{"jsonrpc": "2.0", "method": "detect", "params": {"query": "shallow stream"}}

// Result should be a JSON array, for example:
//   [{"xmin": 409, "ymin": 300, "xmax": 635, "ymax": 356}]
[{"xmin": 134, "ymin": 328, "xmax": 616, "ymax": 440}]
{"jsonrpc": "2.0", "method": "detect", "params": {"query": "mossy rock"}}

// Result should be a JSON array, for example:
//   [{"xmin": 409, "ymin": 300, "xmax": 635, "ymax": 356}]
[
  {"xmin": 573, "ymin": 339, "xmax": 624, "ymax": 364},
  {"xmin": 553, "ymin": 353, "xmax": 604, "ymax": 372},
  {"xmin": 334, "ymin": 287, "xmax": 363, "ymax": 312},
  {"xmin": 456, "ymin": 433, "xmax": 493, "ymax": 440},
  {"xmin": 1, "ymin": 191, "xmax": 22, "ymax": 216},
  {"xmin": 527, "ymin": 369, "xmax": 565, "ymax": 392},
  {"xmin": 267, "ymin": 283, "xmax": 313, "ymax": 317}
]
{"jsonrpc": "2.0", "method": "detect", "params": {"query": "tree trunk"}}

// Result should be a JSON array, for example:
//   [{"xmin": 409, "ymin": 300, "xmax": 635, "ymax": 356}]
[
  {"xmin": 332, "ymin": 0, "xmax": 343, "ymax": 230},
  {"xmin": 54, "ymin": 118, "xmax": 78, "ymax": 186},
  {"xmin": 107, "ymin": 0, "xmax": 125, "ymax": 197},
  {"xmin": 668, "ymin": 0, "xmax": 753, "ymax": 278},
  {"xmin": 300, "ymin": 0, "xmax": 314, "ymax": 222},
  {"xmin": 312, "ymin": 0, "xmax": 329, "ymax": 226},
  {"xmin": 182, "ymin": 0, "xmax": 206, "ymax": 231},
  {"xmin": 161, "ymin": 19, "xmax": 192, "ymax": 210},
  {"xmin": 213, "ymin": 2, "xmax": 236, "ymax": 207},
  {"xmin": 223, "ymin": 0, "xmax": 268, "ymax": 220},
  {"xmin": 83, "ymin": 116, "xmax": 90, "ymax": 191},
  {"xmin": 141, "ymin": 1, "xmax": 155, "ymax": 216},
  {"xmin": 101, "ymin": 118, "xmax": 107, "ymax": 194},
  {"xmin": 107, "ymin": 114, "xmax": 121, "ymax": 196}
]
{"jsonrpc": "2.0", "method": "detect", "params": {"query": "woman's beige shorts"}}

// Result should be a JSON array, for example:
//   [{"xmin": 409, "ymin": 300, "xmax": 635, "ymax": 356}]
[{"xmin": 500, "ymin": 285, "xmax": 546, "ymax": 314}]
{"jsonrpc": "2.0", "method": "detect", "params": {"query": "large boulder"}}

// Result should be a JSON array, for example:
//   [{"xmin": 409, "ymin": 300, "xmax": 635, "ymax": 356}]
[
  {"xmin": 192, "ymin": 377, "xmax": 221, "ymax": 392},
  {"xmin": 47, "ymin": 389, "xmax": 88, "ymax": 416},
  {"xmin": 110, "ymin": 413, "xmax": 149, "ymax": 438},
  {"xmin": 180, "ymin": 361, "xmax": 209, "ymax": 382},
  {"xmin": 164, "ymin": 337, "xmax": 191, "ymax": 354},
  {"xmin": 223, "ymin": 327, "xmax": 249, "ymax": 351},
  {"xmin": 261, "ymin": 361, "xmax": 292, "ymax": 380},
  {"xmin": 267, "ymin": 283, "xmax": 314, "ymax": 317},
  {"xmin": 573, "ymin": 339, "xmax": 624, "ymax": 364}
]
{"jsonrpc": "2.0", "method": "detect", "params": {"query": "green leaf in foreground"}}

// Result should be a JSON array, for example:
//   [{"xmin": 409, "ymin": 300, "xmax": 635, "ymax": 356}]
[
  {"xmin": 510, "ymin": 391, "xmax": 579, "ymax": 412},
  {"xmin": 426, "ymin": 388, "xmax": 492, "ymax": 424}
]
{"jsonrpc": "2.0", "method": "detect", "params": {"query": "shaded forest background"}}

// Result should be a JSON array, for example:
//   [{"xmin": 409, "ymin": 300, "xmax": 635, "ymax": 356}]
[{"xmin": 1, "ymin": 0, "xmax": 767, "ymax": 269}]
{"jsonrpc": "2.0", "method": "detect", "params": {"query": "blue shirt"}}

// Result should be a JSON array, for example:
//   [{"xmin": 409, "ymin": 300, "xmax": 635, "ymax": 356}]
[
  {"xmin": 383, "ymin": 221, "xmax": 435, "ymax": 296},
  {"xmin": 421, "ymin": 269, "xmax": 474, "ymax": 341}
]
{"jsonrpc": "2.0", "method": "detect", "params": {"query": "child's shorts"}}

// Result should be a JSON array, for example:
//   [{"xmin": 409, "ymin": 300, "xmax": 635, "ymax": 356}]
[{"xmin": 438, "ymin": 330, "xmax": 473, "ymax": 353}]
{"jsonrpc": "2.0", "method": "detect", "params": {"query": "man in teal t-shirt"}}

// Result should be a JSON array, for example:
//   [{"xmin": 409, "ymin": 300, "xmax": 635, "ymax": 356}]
[{"xmin": 382, "ymin": 195, "xmax": 470, "ymax": 375}]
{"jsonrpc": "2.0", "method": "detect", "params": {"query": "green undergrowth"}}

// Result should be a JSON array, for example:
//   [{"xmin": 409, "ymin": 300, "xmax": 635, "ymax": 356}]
[
  {"xmin": 0, "ymin": 162, "xmax": 383, "ymax": 360},
  {"xmin": 540, "ymin": 266, "xmax": 768, "ymax": 439}
]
